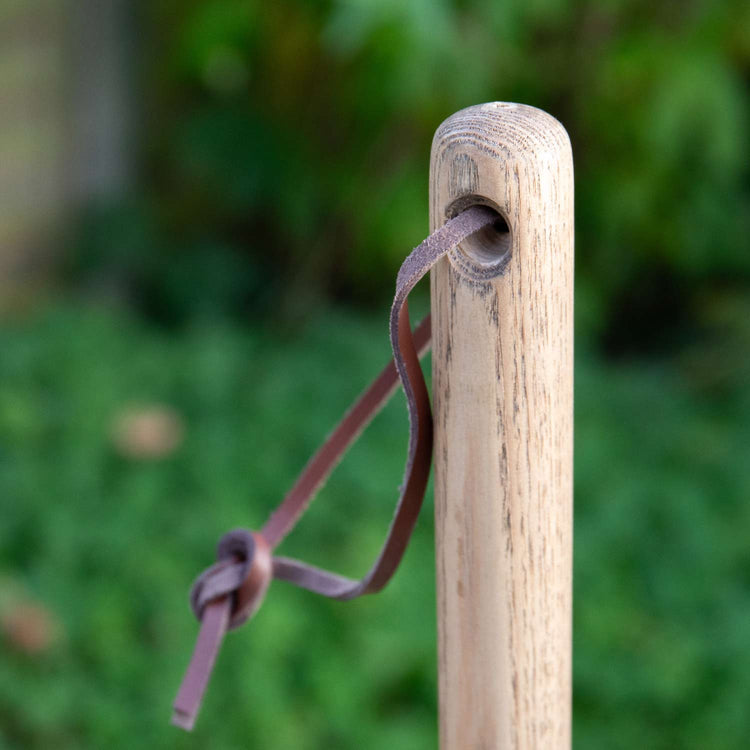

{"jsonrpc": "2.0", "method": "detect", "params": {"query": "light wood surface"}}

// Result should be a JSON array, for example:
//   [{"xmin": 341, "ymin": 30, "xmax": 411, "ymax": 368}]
[{"xmin": 430, "ymin": 103, "xmax": 574, "ymax": 749}]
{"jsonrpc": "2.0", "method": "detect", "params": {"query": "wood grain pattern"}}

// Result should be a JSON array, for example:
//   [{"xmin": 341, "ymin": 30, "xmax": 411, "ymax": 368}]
[{"xmin": 430, "ymin": 103, "xmax": 574, "ymax": 749}]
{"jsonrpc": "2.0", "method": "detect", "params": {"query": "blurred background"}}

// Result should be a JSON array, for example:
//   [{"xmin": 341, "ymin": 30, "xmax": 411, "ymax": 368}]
[{"xmin": 1, "ymin": 0, "xmax": 749, "ymax": 747}]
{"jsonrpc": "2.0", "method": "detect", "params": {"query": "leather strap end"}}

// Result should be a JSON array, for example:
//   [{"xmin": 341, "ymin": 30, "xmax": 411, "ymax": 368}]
[{"xmin": 172, "ymin": 597, "xmax": 231, "ymax": 731}]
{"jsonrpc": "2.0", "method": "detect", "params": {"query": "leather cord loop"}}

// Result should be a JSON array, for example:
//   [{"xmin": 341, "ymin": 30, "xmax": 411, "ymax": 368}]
[{"xmin": 172, "ymin": 205, "xmax": 498, "ymax": 731}]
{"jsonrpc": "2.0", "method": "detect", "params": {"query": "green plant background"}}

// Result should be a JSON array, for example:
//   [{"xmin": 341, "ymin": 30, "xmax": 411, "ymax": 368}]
[{"xmin": 2, "ymin": 0, "xmax": 750, "ymax": 747}]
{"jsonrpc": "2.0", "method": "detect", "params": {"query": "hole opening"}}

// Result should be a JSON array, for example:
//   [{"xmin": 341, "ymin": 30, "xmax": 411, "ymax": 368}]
[{"xmin": 446, "ymin": 198, "xmax": 512, "ymax": 280}]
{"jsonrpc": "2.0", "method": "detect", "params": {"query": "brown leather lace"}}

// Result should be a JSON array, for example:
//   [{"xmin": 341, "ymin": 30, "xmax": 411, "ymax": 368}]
[{"xmin": 172, "ymin": 205, "xmax": 497, "ymax": 730}]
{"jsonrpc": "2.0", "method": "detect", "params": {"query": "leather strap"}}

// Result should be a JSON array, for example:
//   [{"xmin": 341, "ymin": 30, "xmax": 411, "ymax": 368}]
[{"xmin": 172, "ymin": 205, "xmax": 497, "ymax": 730}]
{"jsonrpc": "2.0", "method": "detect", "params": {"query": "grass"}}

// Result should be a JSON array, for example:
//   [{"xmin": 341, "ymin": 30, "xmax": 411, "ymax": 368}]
[{"xmin": 1, "ymin": 300, "xmax": 749, "ymax": 749}]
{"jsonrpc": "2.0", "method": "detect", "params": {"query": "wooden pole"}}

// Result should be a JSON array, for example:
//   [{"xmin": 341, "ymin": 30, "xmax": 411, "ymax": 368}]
[{"xmin": 430, "ymin": 103, "xmax": 574, "ymax": 749}]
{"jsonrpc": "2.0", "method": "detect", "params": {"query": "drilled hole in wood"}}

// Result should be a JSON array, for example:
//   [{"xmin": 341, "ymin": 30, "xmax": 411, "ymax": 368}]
[{"xmin": 447, "ymin": 200, "xmax": 512, "ymax": 280}]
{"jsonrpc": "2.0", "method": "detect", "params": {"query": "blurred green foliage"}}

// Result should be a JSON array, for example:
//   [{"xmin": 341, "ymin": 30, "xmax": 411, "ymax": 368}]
[
  {"xmin": 72, "ymin": 0, "xmax": 749, "ymax": 348},
  {"xmin": 3, "ymin": 0, "xmax": 750, "ymax": 747},
  {"xmin": 1, "ymin": 302, "xmax": 749, "ymax": 748}
]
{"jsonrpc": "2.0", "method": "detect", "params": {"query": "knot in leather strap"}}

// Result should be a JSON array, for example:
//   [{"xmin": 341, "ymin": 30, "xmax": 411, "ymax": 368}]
[{"xmin": 190, "ymin": 529, "xmax": 272, "ymax": 629}]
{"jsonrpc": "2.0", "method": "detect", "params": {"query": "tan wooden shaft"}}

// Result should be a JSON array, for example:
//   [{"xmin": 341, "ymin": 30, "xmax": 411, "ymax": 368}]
[{"xmin": 430, "ymin": 103, "xmax": 574, "ymax": 749}]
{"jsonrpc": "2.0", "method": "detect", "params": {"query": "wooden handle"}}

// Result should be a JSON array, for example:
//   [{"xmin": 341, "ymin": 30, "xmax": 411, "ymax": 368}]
[{"xmin": 430, "ymin": 103, "xmax": 574, "ymax": 749}]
